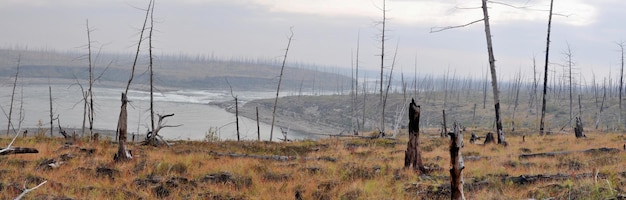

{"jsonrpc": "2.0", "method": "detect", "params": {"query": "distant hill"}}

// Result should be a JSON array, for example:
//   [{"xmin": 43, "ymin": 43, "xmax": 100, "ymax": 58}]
[{"xmin": 0, "ymin": 48, "xmax": 352, "ymax": 92}]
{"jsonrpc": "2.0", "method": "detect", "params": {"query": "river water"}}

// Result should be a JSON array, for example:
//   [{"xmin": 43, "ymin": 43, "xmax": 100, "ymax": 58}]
[{"xmin": 0, "ymin": 84, "xmax": 314, "ymax": 141}]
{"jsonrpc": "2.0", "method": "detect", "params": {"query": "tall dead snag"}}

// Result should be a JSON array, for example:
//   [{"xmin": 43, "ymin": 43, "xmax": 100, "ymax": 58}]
[
  {"xmin": 378, "ymin": 0, "xmax": 388, "ymax": 136},
  {"xmin": 449, "ymin": 122, "xmax": 465, "ymax": 200},
  {"xmin": 618, "ymin": 41, "xmax": 625, "ymax": 129},
  {"xmin": 148, "ymin": 0, "xmax": 156, "ymax": 145},
  {"xmin": 226, "ymin": 78, "xmax": 240, "ymax": 141},
  {"xmin": 49, "ymin": 85, "xmax": 55, "ymax": 137},
  {"xmin": 6, "ymin": 56, "xmax": 20, "ymax": 136},
  {"xmin": 270, "ymin": 27, "xmax": 294, "ymax": 142},
  {"xmin": 540, "ymin": 0, "xmax": 555, "ymax": 135},
  {"xmin": 404, "ymin": 98, "xmax": 426, "ymax": 173},
  {"xmin": 574, "ymin": 117, "xmax": 585, "ymax": 138},
  {"xmin": 115, "ymin": 0, "xmax": 152, "ymax": 162},
  {"xmin": 481, "ymin": 0, "xmax": 506, "ymax": 146},
  {"xmin": 430, "ymin": 0, "xmax": 506, "ymax": 145},
  {"xmin": 86, "ymin": 19, "xmax": 95, "ymax": 138}
]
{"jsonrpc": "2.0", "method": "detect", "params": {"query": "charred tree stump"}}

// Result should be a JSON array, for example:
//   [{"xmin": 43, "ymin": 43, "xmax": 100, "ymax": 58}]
[
  {"xmin": 574, "ymin": 117, "xmax": 586, "ymax": 138},
  {"xmin": 484, "ymin": 132, "xmax": 495, "ymax": 145},
  {"xmin": 404, "ymin": 98, "xmax": 426, "ymax": 173},
  {"xmin": 449, "ymin": 122, "xmax": 465, "ymax": 200}
]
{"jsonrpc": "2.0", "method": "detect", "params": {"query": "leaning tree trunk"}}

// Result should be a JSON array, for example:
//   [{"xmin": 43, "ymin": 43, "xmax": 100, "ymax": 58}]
[
  {"xmin": 481, "ymin": 0, "xmax": 506, "ymax": 146},
  {"xmin": 115, "ymin": 93, "xmax": 132, "ymax": 162},
  {"xmin": 449, "ymin": 122, "xmax": 465, "ymax": 200},
  {"xmin": 404, "ymin": 98, "xmax": 426, "ymax": 173}
]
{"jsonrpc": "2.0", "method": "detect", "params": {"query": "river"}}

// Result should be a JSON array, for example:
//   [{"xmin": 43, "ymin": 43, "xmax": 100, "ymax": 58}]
[{"xmin": 0, "ymin": 83, "xmax": 315, "ymax": 141}]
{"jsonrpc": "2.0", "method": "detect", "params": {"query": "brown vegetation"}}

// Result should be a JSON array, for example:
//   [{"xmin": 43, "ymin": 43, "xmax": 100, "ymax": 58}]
[{"xmin": 1, "ymin": 130, "xmax": 626, "ymax": 199}]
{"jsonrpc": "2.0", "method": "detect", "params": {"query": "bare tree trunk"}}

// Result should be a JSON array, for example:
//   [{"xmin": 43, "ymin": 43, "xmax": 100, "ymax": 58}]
[
  {"xmin": 405, "ymin": 98, "xmax": 426, "ymax": 173},
  {"xmin": 256, "ymin": 107, "xmax": 260, "ymax": 141},
  {"xmin": 596, "ymin": 79, "xmax": 607, "ymax": 129},
  {"xmin": 115, "ymin": 93, "xmax": 132, "ymax": 162},
  {"xmin": 6, "ymin": 56, "xmax": 20, "ymax": 136},
  {"xmin": 540, "ymin": 0, "xmax": 555, "ymax": 135},
  {"xmin": 481, "ymin": 0, "xmax": 506, "ymax": 145},
  {"xmin": 618, "ymin": 42, "xmax": 625, "ymax": 129},
  {"xmin": 82, "ymin": 91, "xmax": 87, "ymax": 137},
  {"xmin": 115, "ymin": 0, "xmax": 152, "ymax": 161},
  {"xmin": 441, "ymin": 109, "xmax": 447, "ymax": 137},
  {"xmin": 565, "ymin": 43, "xmax": 574, "ymax": 128},
  {"xmin": 381, "ymin": 41, "xmax": 399, "ymax": 137},
  {"xmin": 449, "ymin": 122, "xmax": 465, "ymax": 200},
  {"xmin": 355, "ymin": 31, "xmax": 360, "ymax": 133},
  {"xmin": 149, "ymin": 1, "xmax": 156, "ymax": 145},
  {"xmin": 378, "ymin": 0, "xmax": 387, "ymax": 135},
  {"xmin": 482, "ymin": 70, "xmax": 488, "ymax": 109},
  {"xmin": 225, "ymin": 78, "xmax": 240, "ymax": 141},
  {"xmin": 86, "ymin": 19, "xmax": 95, "ymax": 138},
  {"xmin": 49, "ymin": 86, "xmax": 54, "ymax": 137},
  {"xmin": 270, "ymin": 28, "xmax": 294, "ymax": 142}
]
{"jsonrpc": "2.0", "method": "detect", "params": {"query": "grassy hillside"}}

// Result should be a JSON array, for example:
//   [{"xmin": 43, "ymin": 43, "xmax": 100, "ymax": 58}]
[
  {"xmin": 232, "ymin": 81, "xmax": 624, "ymax": 136},
  {"xmin": 1, "ymin": 130, "xmax": 625, "ymax": 199}
]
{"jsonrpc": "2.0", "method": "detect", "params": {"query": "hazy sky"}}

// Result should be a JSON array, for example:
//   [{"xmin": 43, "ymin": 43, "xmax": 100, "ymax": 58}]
[{"xmin": 1, "ymin": 0, "xmax": 625, "ymax": 82}]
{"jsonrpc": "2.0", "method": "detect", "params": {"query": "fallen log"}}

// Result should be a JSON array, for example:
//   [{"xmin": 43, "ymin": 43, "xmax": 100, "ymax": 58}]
[
  {"xmin": 0, "ymin": 147, "xmax": 39, "ymax": 155},
  {"xmin": 519, "ymin": 147, "xmax": 621, "ymax": 159}
]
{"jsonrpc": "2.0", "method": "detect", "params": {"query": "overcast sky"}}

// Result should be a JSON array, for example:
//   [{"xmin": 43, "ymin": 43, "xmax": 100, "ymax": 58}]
[{"xmin": 1, "ymin": 0, "xmax": 625, "ymax": 83}]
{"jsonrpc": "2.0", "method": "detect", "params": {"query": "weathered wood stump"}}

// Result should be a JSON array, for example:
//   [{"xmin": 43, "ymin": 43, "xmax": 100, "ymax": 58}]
[
  {"xmin": 404, "ymin": 98, "xmax": 426, "ymax": 173},
  {"xmin": 484, "ymin": 132, "xmax": 495, "ymax": 145},
  {"xmin": 574, "ymin": 117, "xmax": 585, "ymax": 138},
  {"xmin": 449, "ymin": 122, "xmax": 465, "ymax": 200}
]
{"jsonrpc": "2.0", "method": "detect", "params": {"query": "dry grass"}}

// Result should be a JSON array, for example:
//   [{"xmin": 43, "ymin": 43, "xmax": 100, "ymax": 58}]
[{"xmin": 1, "ymin": 130, "xmax": 626, "ymax": 199}]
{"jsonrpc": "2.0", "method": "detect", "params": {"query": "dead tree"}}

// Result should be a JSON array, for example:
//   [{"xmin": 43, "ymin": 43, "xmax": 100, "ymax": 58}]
[
  {"xmin": 378, "ymin": 0, "xmax": 388, "ymax": 136},
  {"xmin": 256, "ymin": 107, "xmax": 260, "ymax": 141},
  {"xmin": 480, "ymin": 0, "xmax": 506, "ymax": 145},
  {"xmin": 449, "ymin": 122, "xmax": 465, "ymax": 200},
  {"xmin": 441, "ymin": 109, "xmax": 448, "ymax": 137},
  {"xmin": 145, "ymin": 113, "xmax": 181, "ymax": 146},
  {"xmin": 149, "ymin": 0, "xmax": 156, "ymax": 143},
  {"xmin": 226, "ymin": 78, "xmax": 240, "ymax": 141},
  {"xmin": 430, "ymin": 0, "xmax": 506, "ymax": 145},
  {"xmin": 86, "ymin": 19, "xmax": 96, "ymax": 138},
  {"xmin": 114, "ymin": 94, "xmax": 132, "ymax": 162},
  {"xmin": 49, "ymin": 85, "xmax": 55, "ymax": 137},
  {"xmin": 574, "ymin": 117, "xmax": 585, "ymax": 138},
  {"xmin": 56, "ymin": 118, "xmax": 70, "ymax": 139},
  {"xmin": 115, "ymin": 0, "xmax": 152, "ymax": 161},
  {"xmin": 540, "ymin": 0, "xmax": 555, "ymax": 135},
  {"xmin": 404, "ymin": 98, "xmax": 426, "ymax": 173},
  {"xmin": 618, "ymin": 41, "xmax": 625, "ymax": 129},
  {"xmin": 6, "ymin": 56, "xmax": 20, "ymax": 136},
  {"xmin": 270, "ymin": 27, "xmax": 294, "ymax": 142}
]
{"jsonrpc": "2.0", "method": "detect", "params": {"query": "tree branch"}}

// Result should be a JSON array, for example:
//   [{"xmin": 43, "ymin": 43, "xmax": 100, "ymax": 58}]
[
  {"xmin": 430, "ymin": 19, "xmax": 484, "ymax": 33},
  {"xmin": 14, "ymin": 180, "xmax": 47, "ymax": 200}
]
